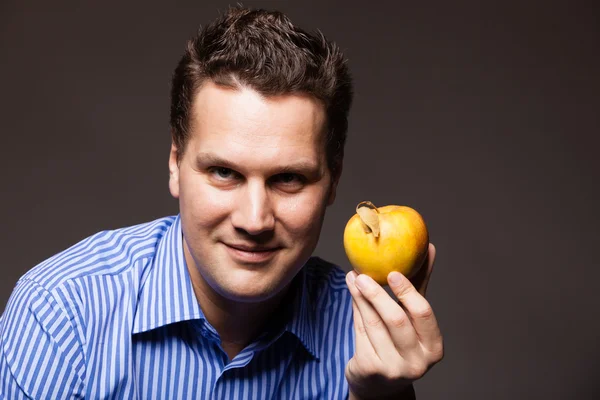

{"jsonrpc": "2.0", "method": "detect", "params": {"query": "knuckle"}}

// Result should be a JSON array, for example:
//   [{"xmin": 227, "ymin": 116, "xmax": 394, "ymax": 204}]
[
  {"xmin": 434, "ymin": 348, "xmax": 445, "ymax": 363},
  {"xmin": 356, "ymin": 323, "xmax": 368, "ymax": 337},
  {"xmin": 389, "ymin": 313, "xmax": 408, "ymax": 329},
  {"xmin": 364, "ymin": 316, "xmax": 385, "ymax": 329},
  {"xmin": 385, "ymin": 362, "xmax": 426, "ymax": 381},
  {"xmin": 363, "ymin": 365, "xmax": 380, "ymax": 379},
  {"xmin": 354, "ymin": 358, "xmax": 380, "ymax": 379},
  {"xmin": 429, "ymin": 340, "xmax": 445, "ymax": 362},
  {"xmin": 384, "ymin": 364, "xmax": 405, "ymax": 381},
  {"xmin": 393, "ymin": 281, "xmax": 413, "ymax": 298},
  {"xmin": 362, "ymin": 285, "xmax": 381, "ymax": 300},
  {"xmin": 405, "ymin": 362, "xmax": 428, "ymax": 380},
  {"xmin": 413, "ymin": 305, "xmax": 434, "ymax": 320}
]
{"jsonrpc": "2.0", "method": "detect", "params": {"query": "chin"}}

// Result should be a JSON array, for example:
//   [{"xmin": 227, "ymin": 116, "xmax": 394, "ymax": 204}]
[
  {"xmin": 211, "ymin": 260, "xmax": 298, "ymax": 304},
  {"xmin": 212, "ymin": 279, "xmax": 283, "ymax": 303}
]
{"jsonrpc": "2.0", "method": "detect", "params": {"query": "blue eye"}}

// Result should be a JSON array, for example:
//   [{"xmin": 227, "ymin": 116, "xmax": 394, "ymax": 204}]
[
  {"xmin": 273, "ymin": 173, "xmax": 306, "ymax": 187},
  {"xmin": 279, "ymin": 173, "xmax": 297, "ymax": 183},
  {"xmin": 208, "ymin": 167, "xmax": 237, "ymax": 180},
  {"xmin": 215, "ymin": 167, "xmax": 232, "ymax": 178}
]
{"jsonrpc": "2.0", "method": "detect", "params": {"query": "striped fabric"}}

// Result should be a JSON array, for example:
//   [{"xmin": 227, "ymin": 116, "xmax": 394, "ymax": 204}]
[{"xmin": 0, "ymin": 215, "xmax": 355, "ymax": 399}]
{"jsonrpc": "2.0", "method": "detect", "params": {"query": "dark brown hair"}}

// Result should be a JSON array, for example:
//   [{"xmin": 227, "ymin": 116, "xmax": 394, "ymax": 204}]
[{"xmin": 169, "ymin": 6, "xmax": 353, "ymax": 176}]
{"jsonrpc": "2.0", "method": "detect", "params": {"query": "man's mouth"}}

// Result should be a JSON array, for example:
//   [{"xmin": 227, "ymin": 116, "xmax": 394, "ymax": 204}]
[{"xmin": 223, "ymin": 242, "xmax": 282, "ymax": 263}]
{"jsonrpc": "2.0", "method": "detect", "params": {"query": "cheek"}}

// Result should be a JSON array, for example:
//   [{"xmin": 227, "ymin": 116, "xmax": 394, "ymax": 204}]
[
  {"xmin": 179, "ymin": 174, "xmax": 232, "ymax": 229},
  {"xmin": 277, "ymin": 190, "xmax": 328, "ymax": 236}
]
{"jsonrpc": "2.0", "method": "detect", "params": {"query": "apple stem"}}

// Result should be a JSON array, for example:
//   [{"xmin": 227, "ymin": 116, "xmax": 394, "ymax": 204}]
[{"xmin": 356, "ymin": 201, "xmax": 380, "ymax": 238}]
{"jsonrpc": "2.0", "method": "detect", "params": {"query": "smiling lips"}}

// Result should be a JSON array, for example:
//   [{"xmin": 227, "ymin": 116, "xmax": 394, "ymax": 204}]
[{"xmin": 224, "ymin": 243, "xmax": 282, "ymax": 263}]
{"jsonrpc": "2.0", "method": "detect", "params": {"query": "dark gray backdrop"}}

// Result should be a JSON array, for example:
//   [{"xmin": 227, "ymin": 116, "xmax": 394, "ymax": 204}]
[{"xmin": 1, "ymin": 1, "xmax": 598, "ymax": 398}]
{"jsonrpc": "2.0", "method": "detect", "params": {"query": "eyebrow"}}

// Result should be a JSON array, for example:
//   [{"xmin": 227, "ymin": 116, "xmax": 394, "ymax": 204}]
[
  {"xmin": 195, "ymin": 152, "xmax": 322, "ymax": 176},
  {"xmin": 195, "ymin": 152, "xmax": 238, "ymax": 170}
]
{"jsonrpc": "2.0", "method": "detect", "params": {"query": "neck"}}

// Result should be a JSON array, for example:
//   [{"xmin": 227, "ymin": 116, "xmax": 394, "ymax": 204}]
[
  {"xmin": 183, "ymin": 248, "xmax": 293, "ymax": 360},
  {"xmin": 193, "ymin": 277, "xmax": 288, "ymax": 359}
]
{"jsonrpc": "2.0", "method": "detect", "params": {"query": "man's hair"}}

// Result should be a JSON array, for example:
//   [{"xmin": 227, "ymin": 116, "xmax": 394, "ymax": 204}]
[{"xmin": 169, "ymin": 6, "xmax": 353, "ymax": 176}]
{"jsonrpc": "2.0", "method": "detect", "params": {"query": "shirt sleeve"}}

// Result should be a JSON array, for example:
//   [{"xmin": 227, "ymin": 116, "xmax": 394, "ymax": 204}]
[{"xmin": 0, "ymin": 278, "xmax": 85, "ymax": 399}]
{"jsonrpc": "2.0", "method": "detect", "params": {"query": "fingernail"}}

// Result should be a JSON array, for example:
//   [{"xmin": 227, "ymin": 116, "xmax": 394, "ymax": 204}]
[
  {"xmin": 346, "ymin": 271, "xmax": 356, "ymax": 285},
  {"xmin": 355, "ymin": 274, "xmax": 373, "ymax": 291},
  {"xmin": 389, "ymin": 271, "xmax": 403, "ymax": 285}
]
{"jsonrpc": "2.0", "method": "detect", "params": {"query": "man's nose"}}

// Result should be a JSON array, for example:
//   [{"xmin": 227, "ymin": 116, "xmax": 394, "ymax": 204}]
[{"xmin": 231, "ymin": 181, "xmax": 275, "ymax": 236}]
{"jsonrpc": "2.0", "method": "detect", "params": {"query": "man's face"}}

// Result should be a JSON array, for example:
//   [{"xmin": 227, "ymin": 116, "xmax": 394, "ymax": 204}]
[{"xmin": 169, "ymin": 82, "xmax": 338, "ymax": 303}]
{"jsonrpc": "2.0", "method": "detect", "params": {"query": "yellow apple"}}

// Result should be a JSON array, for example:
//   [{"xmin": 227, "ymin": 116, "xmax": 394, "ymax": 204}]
[{"xmin": 343, "ymin": 201, "xmax": 429, "ymax": 285}]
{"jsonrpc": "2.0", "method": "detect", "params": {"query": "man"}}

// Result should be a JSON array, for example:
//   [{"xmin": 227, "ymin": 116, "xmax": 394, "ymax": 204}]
[{"xmin": 0, "ymin": 6, "xmax": 443, "ymax": 399}]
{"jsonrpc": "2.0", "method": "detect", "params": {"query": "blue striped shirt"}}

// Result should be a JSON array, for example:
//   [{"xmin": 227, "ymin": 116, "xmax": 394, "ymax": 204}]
[{"xmin": 0, "ymin": 215, "xmax": 355, "ymax": 399}]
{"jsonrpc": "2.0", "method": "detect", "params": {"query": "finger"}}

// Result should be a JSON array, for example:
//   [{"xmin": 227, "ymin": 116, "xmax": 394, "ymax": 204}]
[
  {"xmin": 410, "ymin": 243, "xmax": 436, "ymax": 297},
  {"xmin": 347, "ymin": 272, "xmax": 379, "ymax": 360},
  {"xmin": 350, "ymin": 295, "xmax": 378, "ymax": 360},
  {"xmin": 388, "ymin": 270, "xmax": 442, "ymax": 353},
  {"xmin": 354, "ymin": 273, "xmax": 421, "ymax": 357},
  {"xmin": 346, "ymin": 270, "xmax": 399, "ymax": 362}
]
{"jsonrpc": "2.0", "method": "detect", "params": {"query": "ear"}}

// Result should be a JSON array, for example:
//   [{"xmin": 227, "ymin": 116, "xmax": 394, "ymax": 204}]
[
  {"xmin": 168, "ymin": 143, "xmax": 180, "ymax": 199},
  {"xmin": 327, "ymin": 162, "xmax": 343, "ymax": 206}
]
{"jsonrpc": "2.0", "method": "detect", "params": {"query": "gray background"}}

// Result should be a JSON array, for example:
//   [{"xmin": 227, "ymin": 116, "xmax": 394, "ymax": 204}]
[{"xmin": 1, "ymin": 0, "xmax": 599, "ymax": 398}]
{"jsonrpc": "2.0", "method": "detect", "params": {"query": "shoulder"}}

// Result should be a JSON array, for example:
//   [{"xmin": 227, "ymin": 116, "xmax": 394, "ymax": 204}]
[
  {"xmin": 4, "ymin": 216, "xmax": 178, "ymax": 341},
  {"xmin": 1, "ymin": 215, "xmax": 178, "ymax": 363},
  {"xmin": 20, "ymin": 215, "xmax": 177, "ymax": 290}
]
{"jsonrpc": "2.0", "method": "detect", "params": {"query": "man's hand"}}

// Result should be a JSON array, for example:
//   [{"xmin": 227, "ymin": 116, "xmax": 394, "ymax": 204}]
[{"xmin": 345, "ymin": 243, "xmax": 443, "ymax": 400}]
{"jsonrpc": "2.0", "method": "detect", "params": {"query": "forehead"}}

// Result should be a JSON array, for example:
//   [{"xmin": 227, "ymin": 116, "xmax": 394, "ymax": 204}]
[{"xmin": 187, "ymin": 82, "xmax": 328, "ymax": 168}]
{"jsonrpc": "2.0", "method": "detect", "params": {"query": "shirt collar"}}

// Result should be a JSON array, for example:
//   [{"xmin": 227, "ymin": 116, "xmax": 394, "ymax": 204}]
[
  {"xmin": 132, "ymin": 215, "xmax": 204, "ymax": 334},
  {"xmin": 132, "ymin": 214, "xmax": 318, "ymax": 359},
  {"xmin": 281, "ymin": 266, "xmax": 319, "ymax": 360}
]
